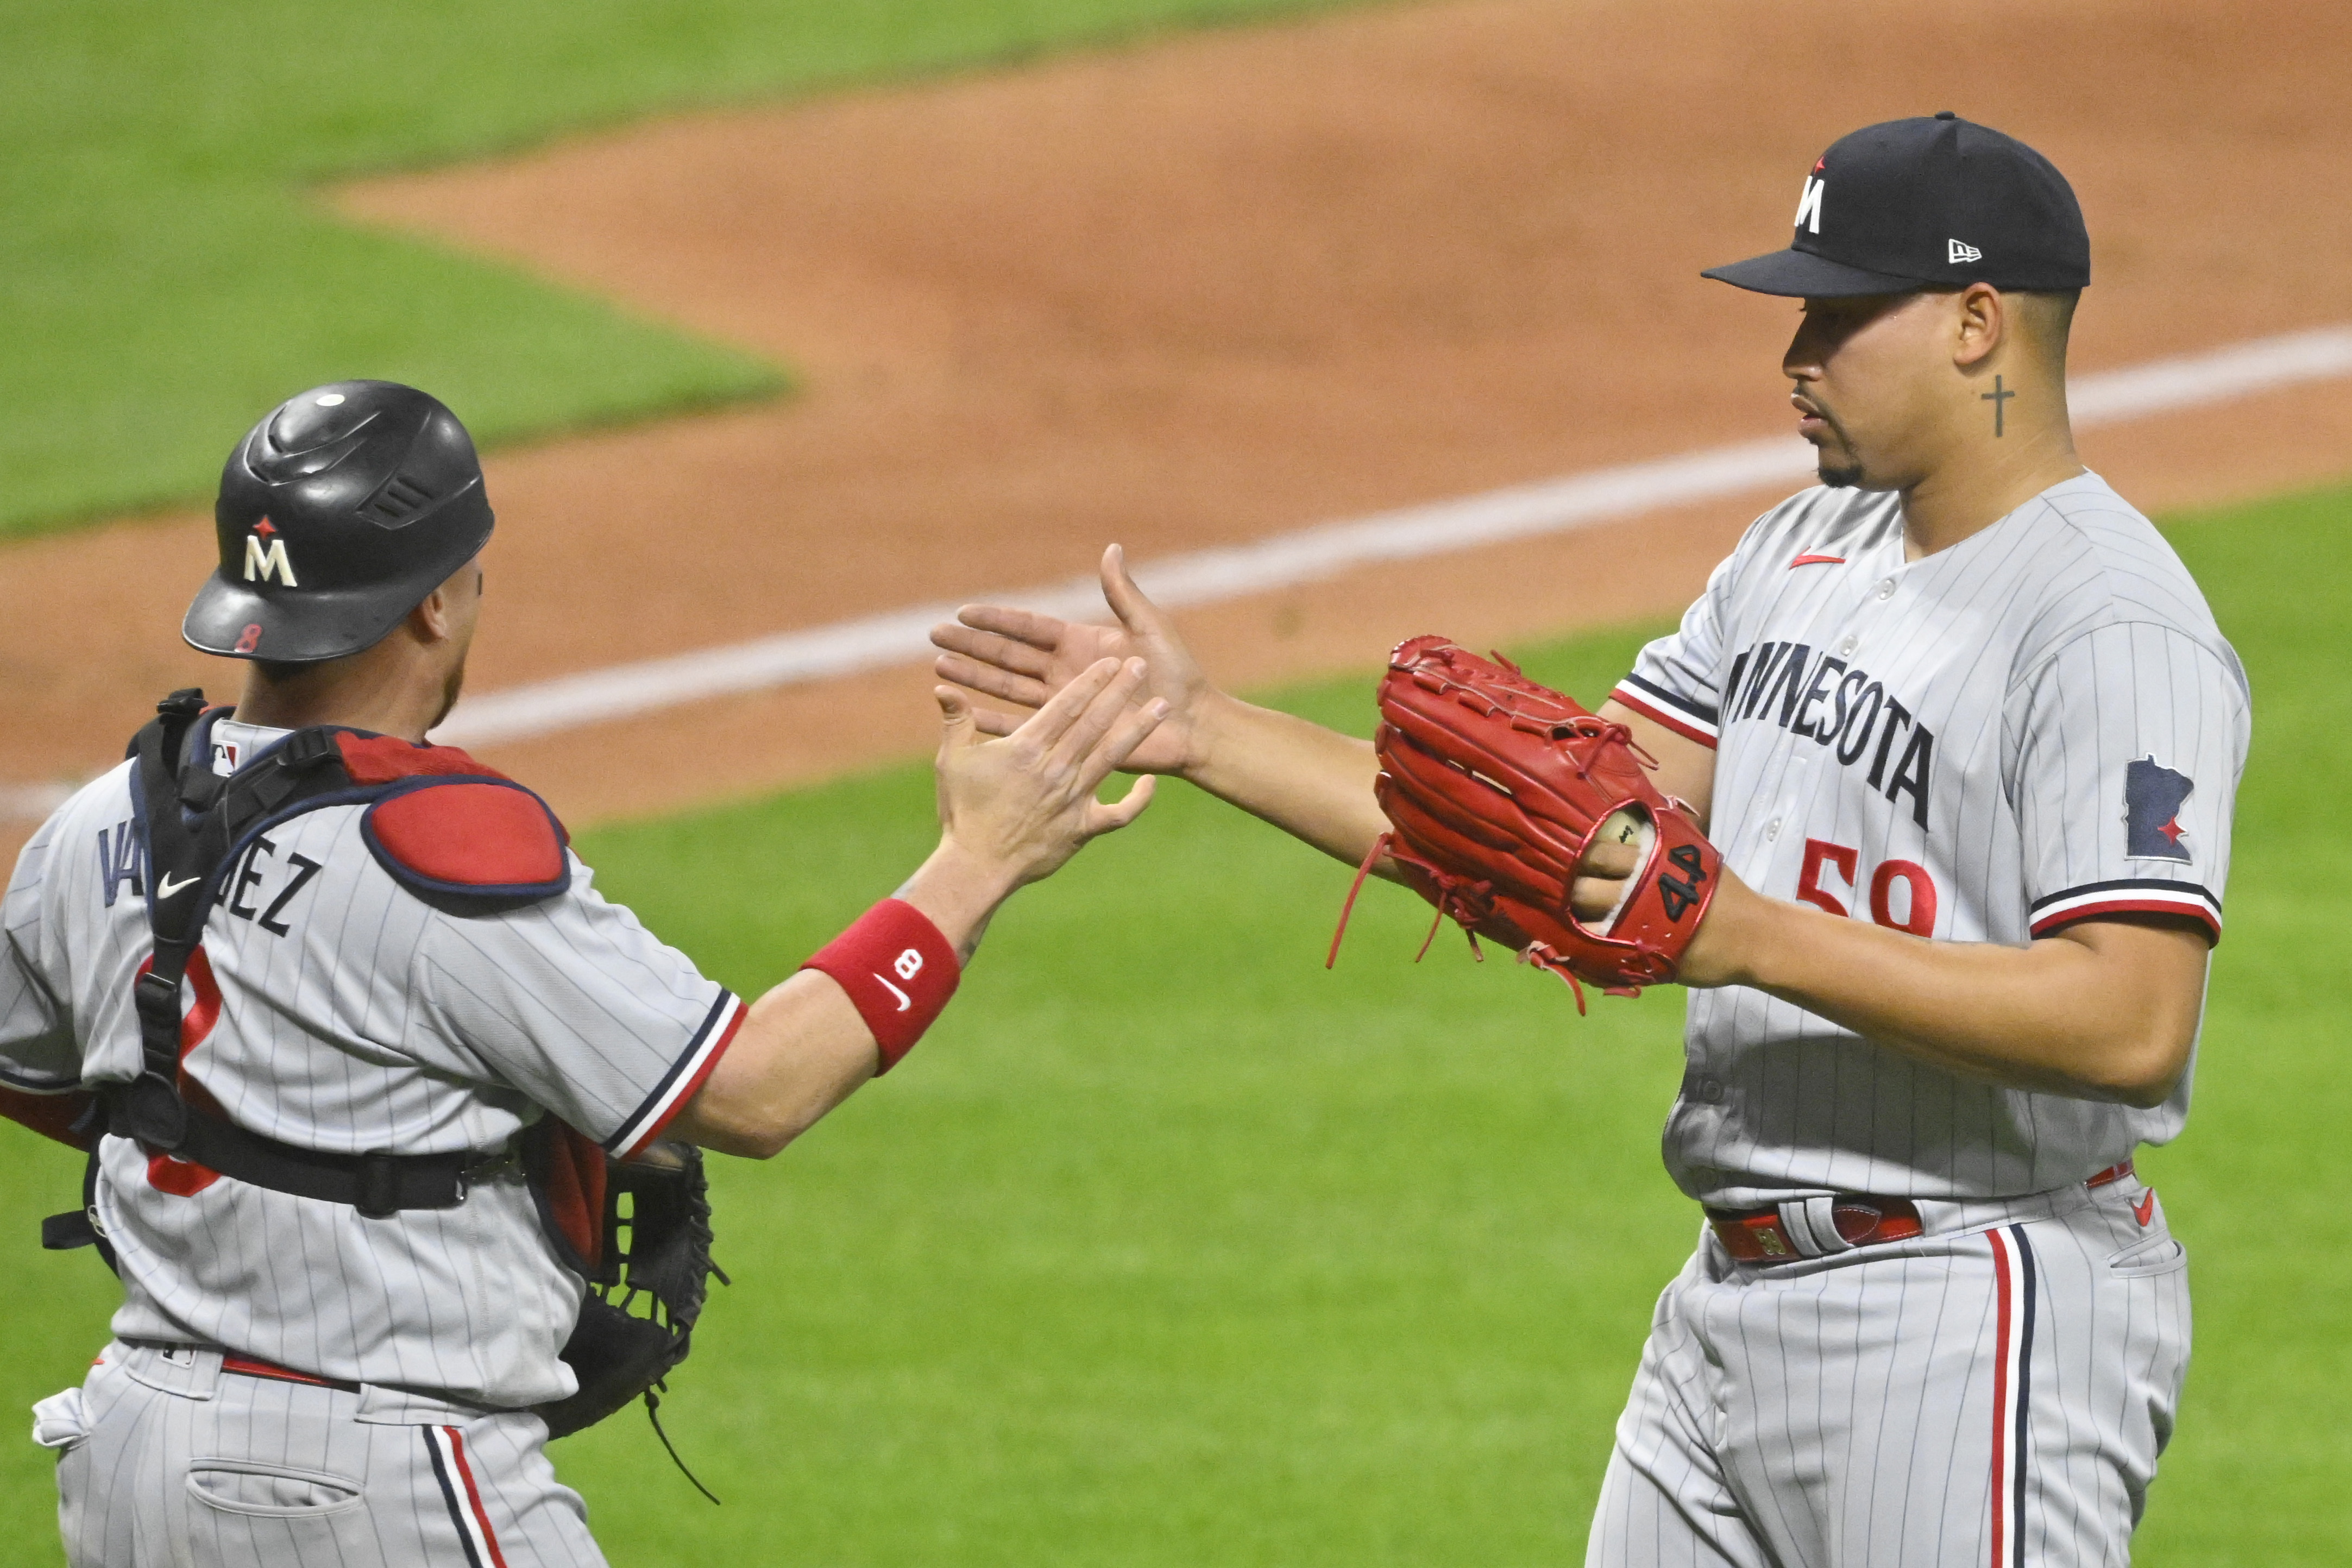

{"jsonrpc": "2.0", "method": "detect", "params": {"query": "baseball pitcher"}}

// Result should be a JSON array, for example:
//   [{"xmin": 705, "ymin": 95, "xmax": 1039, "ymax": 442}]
[
  {"xmin": 2, "ymin": 381, "xmax": 1167, "ymax": 1565},
  {"xmin": 932, "ymin": 115, "xmax": 2244, "ymax": 1564}
]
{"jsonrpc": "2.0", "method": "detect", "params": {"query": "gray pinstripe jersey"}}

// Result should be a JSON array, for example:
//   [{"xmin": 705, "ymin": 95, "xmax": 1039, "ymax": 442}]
[
  {"xmin": 1, "ymin": 726, "xmax": 741, "ymax": 1408},
  {"xmin": 1611, "ymin": 473, "xmax": 2248, "ymax": 1208}
]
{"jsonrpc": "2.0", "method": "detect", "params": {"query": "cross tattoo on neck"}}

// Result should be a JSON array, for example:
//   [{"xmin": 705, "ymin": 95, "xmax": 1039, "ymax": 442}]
[{"xmin": 1981, "ymin": 374, "xmax": 2015, "ymax": 437}]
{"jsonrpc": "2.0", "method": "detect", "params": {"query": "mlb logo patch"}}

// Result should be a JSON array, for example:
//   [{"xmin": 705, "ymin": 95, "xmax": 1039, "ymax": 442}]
[{"xmin": 2125, "ymin": 756, "xmax": 2193, "ymax": 861}]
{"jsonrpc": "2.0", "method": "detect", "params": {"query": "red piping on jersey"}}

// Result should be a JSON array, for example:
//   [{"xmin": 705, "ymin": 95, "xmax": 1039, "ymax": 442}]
[
  {"xmin": 630, "ymin": 1001, "xmax": 748, "ymax": 1154},
  {"xmin": 2028, "ymin": 897, "xmax": 2220, "ymax": 942},
  {"xmin": 1788, "ymin": 553, "xmax": 1847, "ymax": 568},
  {"xmin": 1608, "ymin": 686, "xmax": 1718, "ymax": 750}
]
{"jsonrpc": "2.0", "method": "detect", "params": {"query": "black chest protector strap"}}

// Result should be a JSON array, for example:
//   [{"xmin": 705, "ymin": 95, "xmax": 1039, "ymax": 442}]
[{"xmin": 105, "ymin": 689, "xmax": 503, "ymax": 1219}]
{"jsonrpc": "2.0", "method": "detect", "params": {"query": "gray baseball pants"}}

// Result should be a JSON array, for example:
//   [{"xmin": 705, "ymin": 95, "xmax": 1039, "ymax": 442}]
[
  {"xmin": 35, "ymin": 1342, "xmax": 604, "ymax": 1567},
  {"xmin": 1586, "ymin": 1173, "xmax": 2190, "ymax": 1567}
]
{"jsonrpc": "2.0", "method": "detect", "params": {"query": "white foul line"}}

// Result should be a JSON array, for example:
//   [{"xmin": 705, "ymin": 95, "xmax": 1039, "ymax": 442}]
[
  {"xmin": 431, "ymin": 323, "xmax": 2352, "ymax": 749},
  {"xmin": 4, "ymin": 323, "xmax": 2348, "ymax": 821}
]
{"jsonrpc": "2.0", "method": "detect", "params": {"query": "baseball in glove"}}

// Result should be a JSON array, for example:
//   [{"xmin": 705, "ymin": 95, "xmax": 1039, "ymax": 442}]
[{"xmin": 1329, "ymin": 635, "xmax": 1721, "ymax": 1010}]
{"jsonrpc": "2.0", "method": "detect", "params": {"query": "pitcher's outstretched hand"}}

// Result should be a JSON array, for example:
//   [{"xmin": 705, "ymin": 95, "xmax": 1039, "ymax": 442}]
[
  {"xmin": 933, "ymin": 545, "xmax": 1203, "ymax": 775},
  {"xmin": 933, "ymin": 653, "xmax": 1166, "ymax": 889}
]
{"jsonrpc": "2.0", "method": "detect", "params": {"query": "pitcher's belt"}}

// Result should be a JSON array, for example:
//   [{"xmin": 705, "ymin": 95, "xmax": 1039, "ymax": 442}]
[{"xmin": 1706, "ymin": 1159, "xmax": 2135, "ymax": 1264}]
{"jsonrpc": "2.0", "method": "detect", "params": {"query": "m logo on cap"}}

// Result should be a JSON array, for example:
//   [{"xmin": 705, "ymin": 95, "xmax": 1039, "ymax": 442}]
[
  {"xmin": 1948, "ymin": 238, "xmax": 1983, "ymax": 264},
  {"xmin": 1794, "ymin": 176, "xmax": 1826, "ymax": 236},
  {"xmin": 242, "ymin": 519, "xmax": 297, "ymax": 587}
]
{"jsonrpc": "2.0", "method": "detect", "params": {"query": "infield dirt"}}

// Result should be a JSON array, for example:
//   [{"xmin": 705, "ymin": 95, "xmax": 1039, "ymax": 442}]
[{"xmin": 7, "ymin": 0, "xmax": 2348, "ymax": 854}]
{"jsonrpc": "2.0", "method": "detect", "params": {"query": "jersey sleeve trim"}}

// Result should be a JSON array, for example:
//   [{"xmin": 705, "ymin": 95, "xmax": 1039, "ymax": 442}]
[
  {"xmin": 0, "ymin": 1062, "xmax": 80, "ymax": 1094},
  {"xmin": 606, "ymin": 990, "xmax": 746, "ymax": 1158},
  {"xmin": 2028, "ymin": 879, "xmax": 2222, "ymax": 941},
  {"xmin": 1611, "ymin": 674, "xmax": 1720, "ymax": 748}
]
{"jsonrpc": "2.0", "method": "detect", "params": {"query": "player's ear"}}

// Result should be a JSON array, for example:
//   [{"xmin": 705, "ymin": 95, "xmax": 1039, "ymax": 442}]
[
  {"xmin": 408, "ymin": 584, "xmax": 456, "ymax": 645},
  {"xmin": 1952, "ymin": 284, "xmax": 2003, "ymax": 369},
  {"xmin": 407, "ymin": 555, "xmax": 482, "ymax": 645}
]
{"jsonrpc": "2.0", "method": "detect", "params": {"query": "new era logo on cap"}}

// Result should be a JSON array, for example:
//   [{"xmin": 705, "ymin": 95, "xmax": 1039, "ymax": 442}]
[{"xmin": 1948, "ymin": 238, "xmax": 1982, "ymax": 263}]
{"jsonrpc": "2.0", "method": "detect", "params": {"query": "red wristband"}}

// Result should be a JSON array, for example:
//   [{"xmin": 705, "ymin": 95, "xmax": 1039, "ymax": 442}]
[{"xmin": 801, "ymin": 898, "xmax": 961, "ymax": 1072}]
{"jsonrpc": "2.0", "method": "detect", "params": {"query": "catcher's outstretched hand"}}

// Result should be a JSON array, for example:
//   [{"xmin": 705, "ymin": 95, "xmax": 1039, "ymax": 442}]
[
  {"xmin": 932, "ymin": 545, "xmax": 1203, "ymax": 774},
  {"xmin": 673, "ymin": 657, "xmax": 1164, "ymax": 1164},
  {"xmin": 934, "ymin": 654, "xmax": 1165, "ymax": 889}
]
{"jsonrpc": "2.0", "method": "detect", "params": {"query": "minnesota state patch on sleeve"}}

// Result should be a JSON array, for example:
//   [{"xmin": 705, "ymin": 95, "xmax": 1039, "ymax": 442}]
[{"xmin": 2124, "ymin": 756, "xmax": 2194, "ymax": 862}]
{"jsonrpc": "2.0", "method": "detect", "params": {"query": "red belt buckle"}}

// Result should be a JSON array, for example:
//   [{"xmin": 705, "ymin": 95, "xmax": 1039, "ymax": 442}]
[{"xmin": 1716, "ymin": 1211, "xmax": 1796, "ymax": 1261}]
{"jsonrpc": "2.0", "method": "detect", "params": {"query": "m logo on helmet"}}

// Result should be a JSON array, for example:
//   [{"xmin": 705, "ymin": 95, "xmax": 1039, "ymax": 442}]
[
  {"xmin": 242, "ymin": 523, "xmax": 297, "ymax": 587},
  {"xmin": 1794, "ymin": 177, "xmax": 1826, "ymax": 236}
]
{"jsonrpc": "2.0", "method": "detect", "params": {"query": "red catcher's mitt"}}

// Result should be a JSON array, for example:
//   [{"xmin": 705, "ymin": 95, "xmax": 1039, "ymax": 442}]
[{"xmin": 1330, "ymin": 635, "xmax": 1721, "ymax": 1009}]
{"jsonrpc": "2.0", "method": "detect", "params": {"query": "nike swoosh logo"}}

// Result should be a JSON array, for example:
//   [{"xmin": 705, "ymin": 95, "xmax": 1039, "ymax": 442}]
[
  {"xmin": 156, "ymin": 873, "xmax": 201, "ymax": 899},
  {"xmin": 2134, "ymin": 1189, "xmax": 2156, "ymax": 1227},
  {"xmin": 873, "ymin": 974, "xmax": 912, "ymax": 1012}
]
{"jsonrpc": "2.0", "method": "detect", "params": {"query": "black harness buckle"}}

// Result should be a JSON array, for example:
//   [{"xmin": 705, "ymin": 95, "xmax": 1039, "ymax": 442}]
[
  {"xmin": 116, "ymin": 1074, "xmax": 191, "ymax": 1153},
  {"xmin": 354, "ymin": 1152, "xmax": 403, "ymax": 1220}
]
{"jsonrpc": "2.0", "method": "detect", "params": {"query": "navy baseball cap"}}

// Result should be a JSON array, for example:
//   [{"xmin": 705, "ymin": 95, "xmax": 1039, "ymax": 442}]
[{"xmin": 1703, "ymin": 113, "xmax": 2090, "ymax": 297}]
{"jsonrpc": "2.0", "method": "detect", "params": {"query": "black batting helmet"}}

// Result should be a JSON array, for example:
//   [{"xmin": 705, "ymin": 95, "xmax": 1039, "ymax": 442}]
[{"xmin": 183, "ymin": 380, "xmax": 495, "ymax": 664}]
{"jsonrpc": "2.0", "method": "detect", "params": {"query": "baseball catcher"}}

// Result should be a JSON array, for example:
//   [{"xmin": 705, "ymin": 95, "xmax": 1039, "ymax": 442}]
[{"xmin": 1, "ymin": 380, "xmax": 1166, "ymax": 1566}]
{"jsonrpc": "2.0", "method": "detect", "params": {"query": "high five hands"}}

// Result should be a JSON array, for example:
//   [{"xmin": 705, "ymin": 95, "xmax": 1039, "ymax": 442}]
[
  {"xmin": 930, "ymin": 546, "xmax": 1653, "ymax": 927},
  {"xmin": 933, "ymin": 652, "xmax": 1168, "ymax": 890},
  {"xmin": 931, "ymin": 545, "xmax": 1207, "ymax": 778}
]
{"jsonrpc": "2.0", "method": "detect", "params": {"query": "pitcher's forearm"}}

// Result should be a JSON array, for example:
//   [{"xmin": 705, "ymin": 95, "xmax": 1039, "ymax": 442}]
[
  {"xmin": 1700, "ymin": 887, "xmax": 2205, "ymax": 1106},
  {"xmin": 1183, "ymin": 691, "xmax": 1392, "ymax": 867}
]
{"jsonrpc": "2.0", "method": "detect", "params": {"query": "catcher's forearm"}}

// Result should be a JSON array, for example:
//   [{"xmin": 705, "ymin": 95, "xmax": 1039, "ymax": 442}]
[
  {"xmin": 1183, "ymin": 691, "xmax": 1394, "ymax": 869},
  {"xmin": 671, "ymin": 973, "xmax": 878, "ymax": 1158},
  {"xmin": 675, "ymin": 840, "xmax": 1022, "ymax": 1158},
  {"xmin": 1703, "ymin": 883, "xmax": 2208, "ymax": 1106}
]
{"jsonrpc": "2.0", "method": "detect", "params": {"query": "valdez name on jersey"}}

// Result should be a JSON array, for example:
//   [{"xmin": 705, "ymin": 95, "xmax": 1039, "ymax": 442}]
[{"xmin": 1610, "ymin": 473, "xmax": 2249, "ymax": 1205}]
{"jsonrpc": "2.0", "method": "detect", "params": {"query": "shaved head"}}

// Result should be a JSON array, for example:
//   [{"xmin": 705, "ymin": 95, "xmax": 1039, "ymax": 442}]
[{"xmin": 2009, "ymin": 288, "xmax": 2081, "ymax": 368}]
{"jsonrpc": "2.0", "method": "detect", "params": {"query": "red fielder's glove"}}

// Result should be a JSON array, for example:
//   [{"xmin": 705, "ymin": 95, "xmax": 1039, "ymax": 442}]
[{"xmin": 1330, "ymin": 635, "xmax": 1721, "ymax": 1009}]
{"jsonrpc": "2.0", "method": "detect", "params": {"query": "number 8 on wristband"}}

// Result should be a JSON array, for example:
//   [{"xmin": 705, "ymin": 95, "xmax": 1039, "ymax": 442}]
[{"xmin": 801, "ymin": 899, "xmax": 963, "ymax": 1070}]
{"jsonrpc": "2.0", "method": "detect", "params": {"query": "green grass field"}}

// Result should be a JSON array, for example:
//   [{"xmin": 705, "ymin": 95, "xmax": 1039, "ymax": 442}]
[
  {"xmin": 4, "ymin": 481, "xmax": 2344, "ymax": 1563},
  {"xmin": 6, "ymin": 0, "xmax": 1362, "ymax": 537}
]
